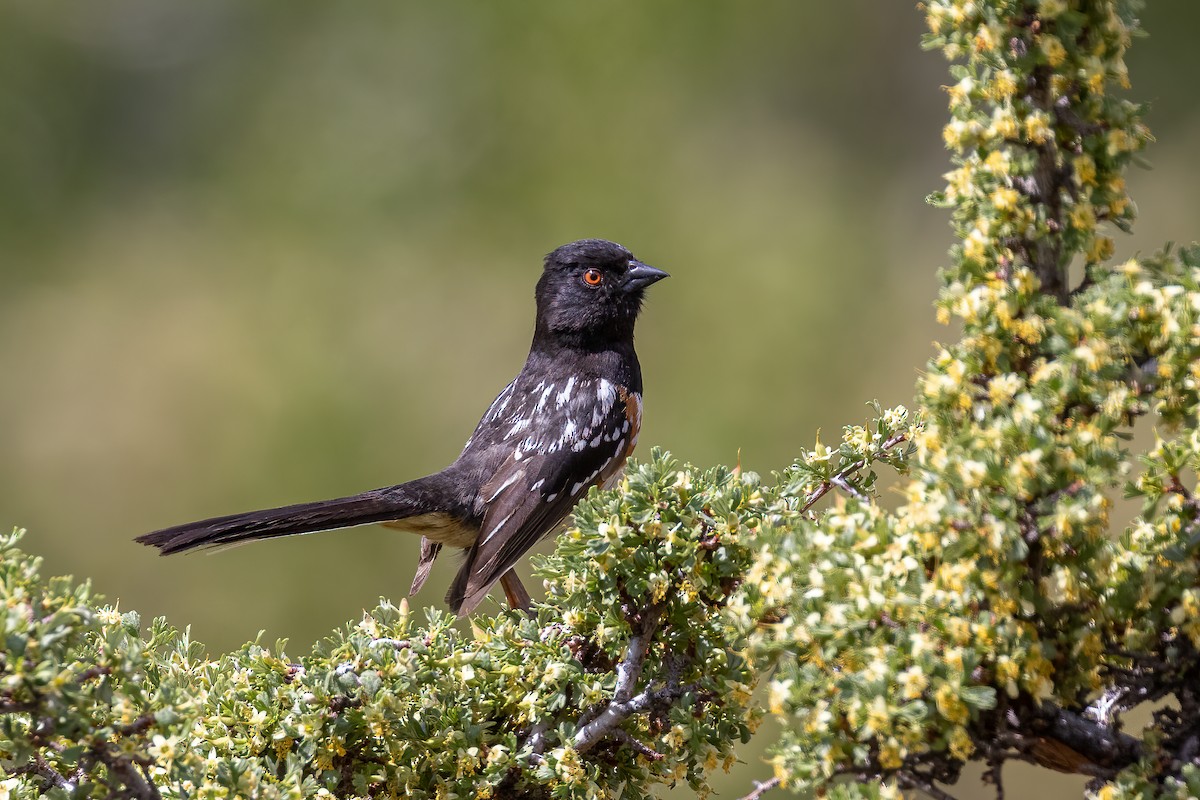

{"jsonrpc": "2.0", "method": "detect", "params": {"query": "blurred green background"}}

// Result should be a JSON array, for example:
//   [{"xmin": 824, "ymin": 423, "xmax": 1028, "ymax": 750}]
[{"xmin": 1, "ymin": 2, "xmax": 1197, "ymax": 796}]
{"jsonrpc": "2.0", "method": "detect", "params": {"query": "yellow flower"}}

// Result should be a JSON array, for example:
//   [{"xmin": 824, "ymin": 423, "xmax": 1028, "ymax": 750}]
[
  {"xmin": 946, "ymin": 76, "xmax": 974, "ymax": 106},
  {"xmin": 1039, "ymin": 0, "xmax": 1068, "ymax": 18},
  {"xmin": 974, "ymin": 24, "xmax": 999, "ymax": 53},
  {"xmin": 991, "ymin": 187, "xmax": 1019, "ymax": 213},
  {"xmin": 1024, "ymin": 111, "xmax": 1052, "ymax": 144},
  {"xmin": 898, "ymin": 666, "xmax": 928, "ymax": 700},
  {"xmin": 944, "ymin": 165, "xmax": 975, "ymax": 200},
  {"xmin": 958, "ymin": 460, "xmax": 986, "ymax": 489},
  {"xmin": 878, "ymin": 738, "xmax": 904, "ymax": 770},
  {"xmin": 991, "ymin": 108, "xmax": 1018, "ymax": 140},
  {"xmin": 934, "ymin": 683, "xmax": 969, "ymax": 724},
  {"xmin": 1040, "ymin": 35, "xmax": 1067, "ymax": 67},
  {"xmin": 988, "ymin": 373, "xmax": 1022, "ymax": 404},
  {"xmin": 948, "ymin": 725, "xmax": 976, "ymax": 759},
  {"xmin": 963, "ymin": 228, "xmax": 989, "ymax": 263},
  {"xmin": 1107, "ymin": 129, "xmax": 1134, "ymax": 155},
  {"xmin": 148, "ymin": 735, "xmax": 180, "ymax": 763},
  {"xmin": 1087, "ymin": 236, "xmax": 1114, "ymax": 264},
  {"xmin": 926, "ymin": 6, "xmax": 949, "ymax": 34},
  {"xmin": 1069, "ymin": 203, "xmax": 1096, "ymax": 232},
  {"xmin": 984, "ymin": 149, "xmax": 1010, "ymax": 176},
  {"xmin": 990, "ymin": 70, "xmax": 1017, "ymax": 100},
  {"xmin": 943, "ymin": 120, "xmax": 967, "ymax": 149},
  {"xmin": 865, "ymin": 695, "xmax": 892, "ymax": 736},
  {"xmin": 1013, "ymin": 317, "xmax": 1043, "ymax": 343},
  {"xmin": 1073, "ymin": 154, "xmax": 1097, "ymax": 186}
]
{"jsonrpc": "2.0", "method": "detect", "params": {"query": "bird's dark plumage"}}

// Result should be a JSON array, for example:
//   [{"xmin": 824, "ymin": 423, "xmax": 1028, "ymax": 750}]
[{"xmin": 136, "ymin": 239, "xmax": 668, "ymax": 616}]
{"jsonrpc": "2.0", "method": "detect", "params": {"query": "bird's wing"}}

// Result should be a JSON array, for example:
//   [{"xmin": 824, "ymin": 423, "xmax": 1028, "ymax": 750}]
[{"xmin": 447, "ymin": 376, "xmax": 641, "ymax": 615}]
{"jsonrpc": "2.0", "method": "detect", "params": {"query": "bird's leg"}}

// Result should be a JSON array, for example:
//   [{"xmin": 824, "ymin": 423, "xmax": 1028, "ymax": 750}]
[{"xmin": 499, "ymin": 570, "xmax": 533, "ymax": 611}]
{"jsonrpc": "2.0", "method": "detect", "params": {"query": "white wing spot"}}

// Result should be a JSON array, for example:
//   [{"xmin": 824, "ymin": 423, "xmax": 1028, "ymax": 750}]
[
  {"xmin": 507, "ymin": 416, "xmax": 531, "ymax": 438},
  {"xmin": 535, "ymin": 384, "xmax": 554, "ymax": 412},
  {"xmin": 481, "ymin": 510, "xmax": 517, "ymax": 544},
  {"xmin": 531, "ymin": 478, "xmax": 545, "ymax": 492},
  {"xmin": 570, "ymin": 460, "xmax": 611, "ymax": 497},
  {"xmin": 597, "ymin": 379, "xmax": 616, "ymax": 404},
  {"xmin": 485, "ymin": 383, "xmax": 515, "ymax": 422},
  {"xmin": 590, "ymin": 381, "xmax": 616, "ymax": 426},
  {"xmin": 486, "ymin": 471, "xmax": 524, "ymax": 502},
  {"xmin": 556, "ymin": 377, "xmax": 576, "ymax": 408}
]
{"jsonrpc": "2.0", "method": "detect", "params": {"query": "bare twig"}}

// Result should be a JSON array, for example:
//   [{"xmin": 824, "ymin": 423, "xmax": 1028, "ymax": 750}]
[
  {"xmin": 0, "ymin": 699, "xmax": 37, "ymax": 714},
  {"xmin": 96, "ymin": 751, "xmax": 162, "ymax": 800},
  {"xmin": 114, "ymin": 714, "xmax": 156, "ymax": 738},
  {"xmin": 76, "ymin": 665, "xmax": 113, "ymax": 683},
  {"xmin": 829, "ymin": 475, "xmax": 867, "ymax": 501},
  {"xmin": 13, "ymin": 753, "xmax": 74, "ymax": 791},
  {"xmin": 610, "ymin": 729, "xmax": 664, "ymax": 761},
  {"xmin": 897, "ymin": 770, "xmax": 961, "ymax": 800},
  {"xmin": 736, "ymin": 776, "xmax": 781, "ymax": 800}
]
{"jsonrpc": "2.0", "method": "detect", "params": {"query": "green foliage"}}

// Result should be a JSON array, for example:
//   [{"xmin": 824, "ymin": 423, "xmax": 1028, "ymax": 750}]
[
  {"xmin": 0, "ymin": 450, "xmax": 769, "ymax": 800},
  {"xmin": 0, "ymin": 414, "xmax": 915, "ymax": 800},
  {"xmin": 4, "ymin": 1, "xmax": 1200, "ymax": 798}
]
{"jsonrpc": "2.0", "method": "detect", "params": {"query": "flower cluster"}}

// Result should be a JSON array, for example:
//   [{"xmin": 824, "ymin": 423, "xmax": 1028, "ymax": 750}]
[
  {"xmin": 927, "ymin": 0, "xmax": 1149, "ymax": 299},
  {"xmin": 744, "ymin": 1, "xmax": 1200, "ymax": 797},
  {"xmin": 2, "ymin": 2, "xmax": 1199, "ymax": 799}
]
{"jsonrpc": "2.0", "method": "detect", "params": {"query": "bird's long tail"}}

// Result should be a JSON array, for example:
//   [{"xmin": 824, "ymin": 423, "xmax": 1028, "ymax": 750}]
[{"xmin": 136, "ymin": 476, "xmax": 448, "ymax": 555}]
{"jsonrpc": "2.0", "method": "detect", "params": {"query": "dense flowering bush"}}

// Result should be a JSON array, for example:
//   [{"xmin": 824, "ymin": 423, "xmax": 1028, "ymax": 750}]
[{"xmin": 3, "ymin": 1, "xmax": 1199, "ymax": 798}]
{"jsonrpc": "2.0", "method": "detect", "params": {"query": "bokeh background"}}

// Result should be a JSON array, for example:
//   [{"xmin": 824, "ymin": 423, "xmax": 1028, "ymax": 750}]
[{"xmin": 2, "ymin": 2, "xmax": 1197, "ymax": 796}]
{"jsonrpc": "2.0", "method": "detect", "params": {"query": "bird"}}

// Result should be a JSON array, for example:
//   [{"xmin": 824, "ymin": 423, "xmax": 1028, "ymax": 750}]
[{"xmin": 136, "ymin": 239, "xmax": 668, "ymax": 616}]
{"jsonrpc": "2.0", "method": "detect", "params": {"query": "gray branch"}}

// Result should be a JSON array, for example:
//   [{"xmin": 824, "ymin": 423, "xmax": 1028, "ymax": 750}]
[
  {"xmin": 572, "ymin": 602, "xmax": 668, "ymax": 753},
  {"xmin": 736, "ymin": 776, "xmax": 781, "ymax": 800},
  {"xmin": 574, "ymin": 681, "xmax": 693, "ymax": 753}
]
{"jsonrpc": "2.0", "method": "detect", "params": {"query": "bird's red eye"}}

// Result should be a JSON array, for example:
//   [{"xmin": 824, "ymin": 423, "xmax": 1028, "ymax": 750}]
[{"xmin": 582, "ymin": 268, "xmax": 603, "ymax": 286}]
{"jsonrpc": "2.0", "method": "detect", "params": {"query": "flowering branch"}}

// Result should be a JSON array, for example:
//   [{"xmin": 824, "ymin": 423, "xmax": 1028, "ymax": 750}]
[{"xmin": 799, "ymin": 431, "xmax": 908, "ymax": 514}]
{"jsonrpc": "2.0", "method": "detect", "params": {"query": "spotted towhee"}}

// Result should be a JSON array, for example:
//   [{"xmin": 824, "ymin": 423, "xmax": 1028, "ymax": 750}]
[{"xmin": 137, "ymin": 239, "xmax": 668, "ymax": 616}]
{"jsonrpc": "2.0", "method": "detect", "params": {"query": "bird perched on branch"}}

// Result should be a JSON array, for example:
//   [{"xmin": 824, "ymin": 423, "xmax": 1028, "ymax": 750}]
[{"xmin": 137, "ymin": 239, "xmax": 668, "ymax": 616}]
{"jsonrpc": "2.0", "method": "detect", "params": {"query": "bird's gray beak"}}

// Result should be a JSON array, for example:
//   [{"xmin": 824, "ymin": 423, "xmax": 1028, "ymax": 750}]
[{"xmin": 624, "ymin": 260, "xmax": 670, "ymax": 292}]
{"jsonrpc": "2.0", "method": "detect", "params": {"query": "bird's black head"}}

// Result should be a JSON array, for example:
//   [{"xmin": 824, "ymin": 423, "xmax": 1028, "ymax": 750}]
[{"xmin": 533, "ymin": 239, "xmax": 669, "ymax": 348}]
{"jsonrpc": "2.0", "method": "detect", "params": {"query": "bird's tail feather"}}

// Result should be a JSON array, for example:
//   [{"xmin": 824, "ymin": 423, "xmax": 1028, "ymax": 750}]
[{"xmin": 137, "ymin": 481, "xmax": 439, "ymax": 555}]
